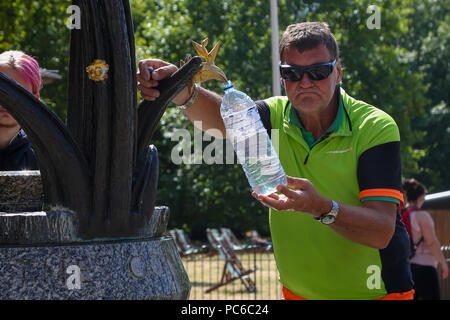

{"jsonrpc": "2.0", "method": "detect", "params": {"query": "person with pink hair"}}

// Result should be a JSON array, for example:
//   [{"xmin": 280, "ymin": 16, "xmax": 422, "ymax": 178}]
[{"xmin": 0, "ymin": 50, "xmax": 41, "ymax": 171}]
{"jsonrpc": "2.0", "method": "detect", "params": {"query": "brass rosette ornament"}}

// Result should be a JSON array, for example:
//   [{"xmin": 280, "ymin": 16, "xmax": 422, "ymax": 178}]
[{"xmin": 86, "ymin": 59, "xmax": 109, "ymax": 82}]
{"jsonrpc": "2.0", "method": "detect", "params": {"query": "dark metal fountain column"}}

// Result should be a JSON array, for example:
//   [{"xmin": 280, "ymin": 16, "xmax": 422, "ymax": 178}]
[{"xmin": 0, "ymin": 0, "xmax": 201, "ymax": 299}]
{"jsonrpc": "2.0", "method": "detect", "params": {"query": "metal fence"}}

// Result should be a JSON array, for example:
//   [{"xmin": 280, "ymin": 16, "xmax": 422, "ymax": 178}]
[
  {"xmin": 181, "ymin": 245, "xmax": 282, "ymax": 300},
  {"xmin": 180, "ymin": 243, "xmax": 450, "ymax": 300}
]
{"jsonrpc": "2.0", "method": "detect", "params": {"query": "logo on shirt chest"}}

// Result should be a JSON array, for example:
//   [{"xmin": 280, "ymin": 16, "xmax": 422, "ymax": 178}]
[{"xmin": 326, "ymin": 147, "xmax": 353, "ymax": 154}]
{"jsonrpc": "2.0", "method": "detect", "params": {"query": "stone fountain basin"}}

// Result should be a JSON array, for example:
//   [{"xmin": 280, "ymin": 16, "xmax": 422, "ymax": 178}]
[
  {"xmin": 0, "ymin": 235, "xmax": 190, "ymax": 299},
  {"xmin": 0, "ymin": 171, "xmax": 190, "ymax": 300}
]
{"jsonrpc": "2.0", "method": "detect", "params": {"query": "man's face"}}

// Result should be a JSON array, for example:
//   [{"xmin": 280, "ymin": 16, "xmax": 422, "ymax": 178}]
[
  {"xmin": 0, "ymin": 65, "xmax": 33, "ymax": 128},
  {"xmin": 282, "ymin": 44, "xmax": 342, "ymax": 116}
]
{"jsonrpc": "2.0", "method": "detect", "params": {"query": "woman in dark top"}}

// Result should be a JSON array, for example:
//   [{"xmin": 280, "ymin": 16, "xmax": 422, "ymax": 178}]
[{"xmin": 0, "ymin": 50, "xmax": 41, "ymax": 171}]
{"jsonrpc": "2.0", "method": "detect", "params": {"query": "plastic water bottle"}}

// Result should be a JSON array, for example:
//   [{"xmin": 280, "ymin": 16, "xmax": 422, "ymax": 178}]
[{"xmin": 220, "ymin": 81, "xmax": 287, "ymax": 195}]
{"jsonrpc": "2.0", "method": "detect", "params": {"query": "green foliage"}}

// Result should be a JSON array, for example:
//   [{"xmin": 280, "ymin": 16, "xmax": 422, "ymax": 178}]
[
  {"xmin": 1, "ymin": 0, "xmax": 447, "ymax": 239},
  {"xmin": 131, "ymin": 0, "xmax": 444, "ymax": 239},
  {"xmin": 295, "ymin": 0, "xmax": 429, "ymax": 181},
  {"xmin": 130, "ymin": 0, "xmax": 279, "ymax": 239},
  {"xmin": 0, "ymin": 0, "xmax": 70, "ymax": 120},
  {"xmin": 398, "ymin": 0, "xmax": 450, "ymax": 192}
]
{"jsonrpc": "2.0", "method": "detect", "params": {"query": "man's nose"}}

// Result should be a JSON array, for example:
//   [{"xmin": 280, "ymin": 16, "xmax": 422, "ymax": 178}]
[{"xmin": 298, "ymin": 72, "xmax": 314, "ymax": 87}]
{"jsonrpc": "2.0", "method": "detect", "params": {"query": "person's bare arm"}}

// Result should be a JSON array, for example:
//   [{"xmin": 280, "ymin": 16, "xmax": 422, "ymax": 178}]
[
  {"xmin": 416, "ymin": 211, "xmax": 449, "ymax": 279},
  {"xmin": 137, "ymin": 59, "xmax": 226, "ymax": 138},
  {"xmin": 253, "ymin": 176, "xmax": 397, "ymax": 249},
  {"xmin": 329, "ymin": 200, "xmax": 396, "ymax": 249}
]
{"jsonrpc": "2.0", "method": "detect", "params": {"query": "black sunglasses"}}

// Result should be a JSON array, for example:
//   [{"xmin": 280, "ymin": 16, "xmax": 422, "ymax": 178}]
[{"xmin": 279, "ymin": 59, "xmax": 337, "ymax": 82}]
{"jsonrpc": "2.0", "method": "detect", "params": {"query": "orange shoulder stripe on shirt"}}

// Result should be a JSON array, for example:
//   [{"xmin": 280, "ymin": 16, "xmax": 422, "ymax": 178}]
[{"xmin": 360, "ymin": 188, "xmax": 404, "ymax": 206}]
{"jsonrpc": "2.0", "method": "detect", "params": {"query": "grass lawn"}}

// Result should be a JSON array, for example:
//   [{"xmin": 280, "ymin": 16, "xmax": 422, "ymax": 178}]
[{"xmin": 182, "ymin": 251, "xmax": 282, "ymax": 300}]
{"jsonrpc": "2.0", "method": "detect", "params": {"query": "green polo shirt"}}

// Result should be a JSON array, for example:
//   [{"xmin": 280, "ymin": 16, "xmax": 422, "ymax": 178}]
[
  {"xmin": 285, "ymin": 91, "xmax": 400, "ymax": 206},
  {"xmin": 288, "ymin": 95, "xmax": 344, "ymax": 149}
]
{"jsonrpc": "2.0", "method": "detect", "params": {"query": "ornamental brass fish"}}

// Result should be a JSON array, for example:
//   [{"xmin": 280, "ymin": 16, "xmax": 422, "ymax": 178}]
[{"xmin": 181, "ymin": 38, "xmax": 227, "ymax": 86}]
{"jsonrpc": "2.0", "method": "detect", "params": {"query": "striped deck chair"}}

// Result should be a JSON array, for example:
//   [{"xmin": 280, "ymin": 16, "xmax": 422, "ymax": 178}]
[
  {"xmin": 169, "ymin": 229, "xmax": 204, "ymax": 257},
  {"xmin": 205, "ymin": 228, "xmax": 256, "ymax": 293},
  {"xmin": 220, "ymin": 227, "xmax": 247, "ymax": 251}
]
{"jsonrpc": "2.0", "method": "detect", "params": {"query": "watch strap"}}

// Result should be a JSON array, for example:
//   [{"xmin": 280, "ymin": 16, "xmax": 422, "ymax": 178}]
[{"xmin": 315, "ymin": 200, "xmax": 339, "ymax": 223}]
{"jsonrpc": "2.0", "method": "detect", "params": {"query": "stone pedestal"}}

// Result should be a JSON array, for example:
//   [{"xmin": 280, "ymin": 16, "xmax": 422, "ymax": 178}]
[
  {"xmin": 0, "ymin": 171, "xmax": 42, "ymax": 212},
  {"xmin": 0, "ymin": 236, "xmax": 190, "ymax": 300},
  {"xmin": 0, "ymin": 172, "xmax": 190, "ymax": 300}
]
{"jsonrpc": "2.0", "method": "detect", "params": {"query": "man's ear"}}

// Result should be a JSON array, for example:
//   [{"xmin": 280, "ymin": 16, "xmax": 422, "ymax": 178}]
[
  {"xmin": 336, "ymin": 59, "xmax": 342, "ymax": 85},
  {"xmin": 280, "ymin": 78, "xmax": 286, "ymax": 95}
]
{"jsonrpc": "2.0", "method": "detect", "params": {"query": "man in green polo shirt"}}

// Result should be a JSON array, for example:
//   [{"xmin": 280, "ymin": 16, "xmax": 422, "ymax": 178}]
[{"xmin": 137, "ymin": 22, "xmax": 414, "ymax": 300}]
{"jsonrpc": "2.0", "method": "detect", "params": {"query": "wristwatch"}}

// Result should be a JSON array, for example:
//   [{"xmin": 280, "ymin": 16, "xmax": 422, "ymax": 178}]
[
  {"xmin": 179, "ymin": 84, "xmax": 199, "ymax": 110},
  {"xmin": 315, "ymin": 200, "xmax": 339, "ymax": 225}
]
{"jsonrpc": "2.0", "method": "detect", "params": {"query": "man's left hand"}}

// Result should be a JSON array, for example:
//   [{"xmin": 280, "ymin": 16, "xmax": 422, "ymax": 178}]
[{"xmin": 252, "ymin": 175, "xmax": 332, "ymax": 217}]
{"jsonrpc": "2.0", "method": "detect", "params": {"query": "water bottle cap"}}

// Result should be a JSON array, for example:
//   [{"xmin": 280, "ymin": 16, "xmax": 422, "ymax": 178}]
[{"xmin": 223, "ymin": 80, "xmax": 234, "ymax": 91}]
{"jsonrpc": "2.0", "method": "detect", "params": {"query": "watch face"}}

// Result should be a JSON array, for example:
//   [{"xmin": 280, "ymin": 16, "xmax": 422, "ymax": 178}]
[{"xmin": 321, "ymin": 214, "xmax": 336, "ymax": 225}]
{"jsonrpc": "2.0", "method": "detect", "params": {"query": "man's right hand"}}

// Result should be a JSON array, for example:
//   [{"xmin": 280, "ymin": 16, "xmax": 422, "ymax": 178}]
[
  {"xmin": 137, "ymin": 58, "xmax": 191, "ymax": 105},
  {"xmin": 137, "ymin": 58, "xmax": 226, "ymax": 138}
]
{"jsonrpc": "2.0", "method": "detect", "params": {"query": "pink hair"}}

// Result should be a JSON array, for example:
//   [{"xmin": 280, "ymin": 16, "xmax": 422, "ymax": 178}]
[{"xmin": 0, "ymin": 50, "xmax": 42, "ymax": 97}]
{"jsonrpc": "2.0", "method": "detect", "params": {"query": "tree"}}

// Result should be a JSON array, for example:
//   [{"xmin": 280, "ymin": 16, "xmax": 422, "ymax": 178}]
[
  {"xmin": 399, "ymin": 0, "xmax": 450, "ymax": 191},
  {"xmin": 131, "ymin": 0, "xmax": 436, "ymax": 239},
  {"xmin": 131, "ymin": 0, "xmax": 277, "ymax": 238},
  {"xmin": 0, "ymin": 0, "xmax": 70, "ymax": 119},
  {"xmin": 1, "ymin": 0, "xmax": 446, "ymax": 239}
]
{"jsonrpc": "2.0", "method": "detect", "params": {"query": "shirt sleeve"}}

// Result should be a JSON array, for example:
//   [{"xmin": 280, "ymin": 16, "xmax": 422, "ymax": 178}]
[
  {"xmin": 358, "ymin": 141, "xmax": 404, "ymax": 207},
  {"xmin": 256, "ymin": 100, "xmax": 272, "ymax": 137},
  {"xmin": 357, "ymin": 111, "xmax": 404, "ymax": 207}
]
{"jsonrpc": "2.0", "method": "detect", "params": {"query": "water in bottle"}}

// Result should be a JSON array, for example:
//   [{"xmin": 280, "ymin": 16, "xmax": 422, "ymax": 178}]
[{"xmin": 220, "ymin": 81, "xmax": 287, "ymax": 195}]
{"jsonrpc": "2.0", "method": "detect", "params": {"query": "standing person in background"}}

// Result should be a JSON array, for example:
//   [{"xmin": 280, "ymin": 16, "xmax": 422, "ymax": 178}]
[
  {"xmin": 0, "ymin": 50, "xmax": 41, "ymax": 171},
  {"xmin": 402, "ymin": 178, "xmax": 449, "ymax": 300}
]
